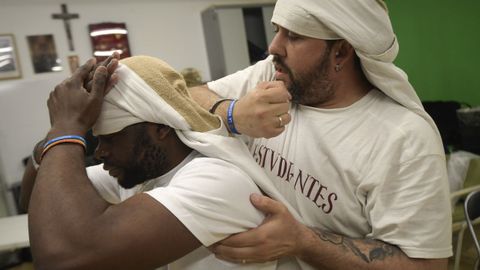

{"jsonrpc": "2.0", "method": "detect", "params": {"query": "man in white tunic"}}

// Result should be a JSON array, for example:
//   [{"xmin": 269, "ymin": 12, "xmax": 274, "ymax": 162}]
[
  {"xmin": 190, "ymin": 0, "xmax": 452, "ymax": 269},
  {"xmin": 25, "ymin": 55, "xmax": 306, "ymax": 269}
]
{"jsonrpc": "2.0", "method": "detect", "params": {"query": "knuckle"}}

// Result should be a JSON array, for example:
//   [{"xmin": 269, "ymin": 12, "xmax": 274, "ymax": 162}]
[
  {"xmin": 257, "ymin": 81, "xmax": 268, "ymax": 88},
  {"xmin": 54, "ymin": 82, "xmax": 64, "ymax": 92},
  {"xmin": 256, "ymin": 110, "xmax": 268, "ymax": 119},
  {"xmin": 64, "ymin": 79, "xmax": 74, "ymax": 88},
  {"xmin": 278, "ymin": 204, "xmax": 289, "ymax": 215},
  {"xmin": 280, "ymin": 102, "xmax": 289, "ymax": 110}
]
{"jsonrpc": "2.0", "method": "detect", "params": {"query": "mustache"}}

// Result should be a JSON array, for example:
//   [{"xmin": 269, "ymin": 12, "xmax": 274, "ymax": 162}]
[
  {"xmin": 272, "ymin": 55, "xmax": 292, "ymax": 75},
  {"xmin": 272, "ymin": 55, "xmax": 285, "ymax": 68}
]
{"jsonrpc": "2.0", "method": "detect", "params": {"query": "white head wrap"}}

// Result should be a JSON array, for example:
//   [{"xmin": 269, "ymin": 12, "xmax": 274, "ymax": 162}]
[
  {"xmin": 93, "ymin": 56, "xmax": 220, "ymax": 135},
  {"xmin": 272, "ymin": 0, "xmax": 441, "ymax": 138},
  {"xmin": 93, "ymin": 55, "xmax": 302, "ymax": 220}
]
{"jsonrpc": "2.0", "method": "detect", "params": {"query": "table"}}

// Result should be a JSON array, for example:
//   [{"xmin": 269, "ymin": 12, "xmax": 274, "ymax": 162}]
[{"xmin": 0, "ymin": 214, "xmax": 29, "ymax": 251}]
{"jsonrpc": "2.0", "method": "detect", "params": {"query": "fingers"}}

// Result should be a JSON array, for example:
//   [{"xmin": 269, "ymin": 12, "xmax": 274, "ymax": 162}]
[
  {"xmin": 105, "ymin": 73, "xmax": 118, "ymax": 95},
  {"xmin": 73, "ymin": 58, "xmax": 96, "ymax": 83},
  {"xmin": 272, "ymin": 112, "xmax": 291, "ymax": 132},
  {"xmin": 257, "ymin": 81, "xmax": 291, "ymax": 104},
  {"xmin": 268, "ymin": 102, "xmax": 290, "ymax": 119},
  {"xmin": 91, "ymin": 66, "xmax": 109, "ymax": 98},
  {"xmin": 85, "ymin": 54, "xmax": 119, "ymax": 91},
  {"xmin": 218, "ymin": 227, "xmax": 264, "ymax": 248},
  {"xmin": 256, "ymin": 81, "xmax": 292, "ymax": 130},
  {"xmin": 106, "ymin": 56, "xmax": 119, "ymax": 74},
  {"xmin": 212, "ymin": 245, "xmax": 260, "ymax": 263},
  {"xmin": 250, "ymin": 194, "xmax": 284, "ymax": 215}
]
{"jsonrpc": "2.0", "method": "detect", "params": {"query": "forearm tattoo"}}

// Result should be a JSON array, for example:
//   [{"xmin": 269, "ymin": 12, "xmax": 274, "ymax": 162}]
[{"xmin": 316, "ymin": 230, "xmax": 399, "ymax": 263}]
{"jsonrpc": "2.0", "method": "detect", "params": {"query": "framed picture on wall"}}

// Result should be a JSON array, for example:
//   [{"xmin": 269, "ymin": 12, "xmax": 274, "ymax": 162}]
[
  {"xmin": 68, "ymin": 55, "xmax": 80, "ymax": 73},
  {"xmin": 89, "ymin": 22, "xmax": 131, "ymax": 62},
  {"xmin": 0, "ymin": 34, "xmax": 22, "ymax": 80},
  {"xmin": 27, "ymin": 34, "xmax": 63, "ymax": 74}
]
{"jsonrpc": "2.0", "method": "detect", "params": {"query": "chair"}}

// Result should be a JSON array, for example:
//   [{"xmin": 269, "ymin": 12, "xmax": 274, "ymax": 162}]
[
  {"xmin": 464, "ymin": 190, "xmax": 480, "ymax": 270},
  {"xmin": 451, "ymin": 158, "xmax": 480, "ymax": 270}
]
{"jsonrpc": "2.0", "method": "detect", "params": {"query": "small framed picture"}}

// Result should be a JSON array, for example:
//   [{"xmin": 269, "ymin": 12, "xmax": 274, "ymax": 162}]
[
  {"xmin": 0, "ymin": 34, "xmax": 22, "ymax": 80},
  {"xmin": 27, "ymin": 34, "xmax": 63, "ymax": 74},
  {"xmin": 68, "ymin": 55, "xmax": 80, "ymax": 73}
]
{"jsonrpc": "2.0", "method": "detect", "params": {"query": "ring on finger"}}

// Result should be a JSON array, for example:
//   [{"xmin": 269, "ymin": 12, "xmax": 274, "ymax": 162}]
[{"xmin": 277, "ymin": 115, "xmax": 283, "ymax": 128}]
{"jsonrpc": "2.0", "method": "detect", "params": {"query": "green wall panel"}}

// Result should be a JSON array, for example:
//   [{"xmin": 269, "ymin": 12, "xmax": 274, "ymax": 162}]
[{"xmin": 385, "ymin": 0, "xmax": 480, "ymax": 106}]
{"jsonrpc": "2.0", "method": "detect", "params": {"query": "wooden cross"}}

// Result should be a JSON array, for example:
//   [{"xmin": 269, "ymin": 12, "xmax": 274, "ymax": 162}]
[{"xmin": 52, "ymin": 4, "xmax": 79, "ymax": 51}]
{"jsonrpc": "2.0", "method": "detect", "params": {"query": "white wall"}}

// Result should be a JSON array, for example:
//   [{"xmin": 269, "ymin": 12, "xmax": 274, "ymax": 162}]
[
  {"xmin": 0, "ymin": 0, "xmax": 214, "ymax": 190},
  {"xmin": 0, "ymin": 0, "xmax": 275, "ymax": 204},
  {"xmin": 0, "ymin": 0, "xmax": 216, "ymax": 81}
]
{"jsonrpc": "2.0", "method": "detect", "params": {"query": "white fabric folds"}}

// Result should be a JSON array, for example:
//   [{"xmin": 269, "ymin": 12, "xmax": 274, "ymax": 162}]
[
  {"xmin": 92, "ymin": 56, "xmax": 302, "ymax": 220},
  {"xmin": 271, "ymin": 0, "xmax": 441, "ymax": 140}
]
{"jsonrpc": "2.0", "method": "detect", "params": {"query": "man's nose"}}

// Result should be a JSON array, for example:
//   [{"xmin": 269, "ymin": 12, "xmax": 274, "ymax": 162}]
[{"xmin": 268, "ymin": 32, "xmax": 286, "ymax": 57}]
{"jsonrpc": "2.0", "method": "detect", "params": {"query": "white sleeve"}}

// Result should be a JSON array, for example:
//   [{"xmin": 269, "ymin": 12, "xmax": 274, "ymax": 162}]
[
  {"xmin": 145, "ymin": 157, "xmax": 265, "ymax": 246},
  {"xmin": 366, "ymin": 120, "xmax": 452, "ymax": 258},
  {"xmin": 207, "ymin": 55, "xmax": 276, "ymax": 99},
  {"xmin": 87, "ymin": 164, "xmax": 123, "ymax": 204}
]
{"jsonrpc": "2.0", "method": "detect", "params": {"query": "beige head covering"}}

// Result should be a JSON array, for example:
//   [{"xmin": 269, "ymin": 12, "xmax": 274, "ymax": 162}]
[
  {"xmin": 272, "ymin": 0, "xmax": 440, "ymax": 138},
  {"xmin": 93, "ymin": 56, "xmax": 219, "ymax": 135},
  {"xmin": 93, "ymin": 55, "xmax": 302, "ymax": 220}
]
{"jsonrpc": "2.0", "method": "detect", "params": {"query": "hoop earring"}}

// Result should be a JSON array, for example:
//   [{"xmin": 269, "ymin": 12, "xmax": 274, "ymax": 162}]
[{"xmin": 335, "ymin": 64, "xmax": 342, "ymax": 72}]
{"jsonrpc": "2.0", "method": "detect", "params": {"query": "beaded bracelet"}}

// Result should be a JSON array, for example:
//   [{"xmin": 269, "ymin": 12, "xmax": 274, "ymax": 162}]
[
  {"xmin": 227, "ymin": 99, "xmax": 241, "ymax": 135},
  {"xmin": 41, "ymin": 135, "xmax": 87, "ymax": 160},
  {"xmin": 209, "ymin": 98, "xmax": 234, "ymax": 114}
]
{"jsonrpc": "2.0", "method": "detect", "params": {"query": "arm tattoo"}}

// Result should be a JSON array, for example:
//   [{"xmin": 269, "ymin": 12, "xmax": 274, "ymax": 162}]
[{"xmin": 316, "ymin": 229, "xmax": 398, "ymax": 263}]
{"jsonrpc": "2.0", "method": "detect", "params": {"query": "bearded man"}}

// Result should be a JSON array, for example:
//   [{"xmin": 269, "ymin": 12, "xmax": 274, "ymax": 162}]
[
  {"xmin": 23, "ymin": 55, "xmax": 309, "ymax": 269},
  {"xmin": 189, "ymin": 0, "xmax": 452, "ymax": 269}
]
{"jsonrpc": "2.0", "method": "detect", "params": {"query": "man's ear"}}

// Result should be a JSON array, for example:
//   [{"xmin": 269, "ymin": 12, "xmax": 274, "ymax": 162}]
[
  {"xmin": 333, "ymin": 40, "xmax": 354, "ymax": 58},
  {"xmin": 332, "ymin": 40, "xmax": 355, "ymax": 72}
]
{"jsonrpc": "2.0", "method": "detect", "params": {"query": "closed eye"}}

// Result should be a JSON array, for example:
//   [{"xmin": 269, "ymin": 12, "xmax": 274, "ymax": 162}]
[{"xmin": 287, "ymin": 31, "xmax": 302, "ymax": 41}]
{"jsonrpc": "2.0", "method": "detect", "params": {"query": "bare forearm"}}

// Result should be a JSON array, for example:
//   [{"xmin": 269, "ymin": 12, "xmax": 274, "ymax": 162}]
[
  {"xmin": 298, "ymin": 227, "xmax": 447, "ymax": 270},
  {"xmin": 19, "ymin": 158, "xmax": 37, "ymax": 213},
  {"xmin": 29, "ymin": 137, "xmax": 110, "ymax": 267},
  {"xmin": 189, "ymin": 85, "xmax": 230, "ymax": 123},
  {"xmin": 189, "ymin": 84, "xmax": 220, "ymax": 111},
  {"xmin": 19, "ymin": 139, "xmax": 45, "ymax": 213}
]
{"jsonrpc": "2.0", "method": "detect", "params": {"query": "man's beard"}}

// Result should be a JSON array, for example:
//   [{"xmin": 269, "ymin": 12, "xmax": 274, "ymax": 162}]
[
  {"xmin": 273, "ymin": 51, "xmax": 335, "ymax": 106},
  {"xmin": 119, "ymin": 133, "xmax": 168, "ymax": 189}
]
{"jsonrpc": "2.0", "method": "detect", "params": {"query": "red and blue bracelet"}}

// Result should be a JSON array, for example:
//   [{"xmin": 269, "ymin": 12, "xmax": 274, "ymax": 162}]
[{"xmin": 41, "ymin": 135, "xmax": 87, "ymax": 160}]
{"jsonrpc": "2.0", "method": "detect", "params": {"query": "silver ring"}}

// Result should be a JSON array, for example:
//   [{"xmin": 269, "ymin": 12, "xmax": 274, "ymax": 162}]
[
  {"xmin": 241, "ymin": 259, "xmax": 246, "ymax": 264},
  {"xmin": 278, "ymin": 116, "xmax": 283, "ymax": 127}
]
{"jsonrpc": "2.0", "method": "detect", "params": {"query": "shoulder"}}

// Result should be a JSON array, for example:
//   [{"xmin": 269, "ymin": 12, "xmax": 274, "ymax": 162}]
[
  {"xmin": 172, "ymin": 157, "xmax": 259, "ymax": 193},
  {"xmin": 145, "ymin": 157, "xmax": 265, "ymax": 245},
  {"xmin": 366, "ymin": 91, "xmax": 444, "ymax": 159}
]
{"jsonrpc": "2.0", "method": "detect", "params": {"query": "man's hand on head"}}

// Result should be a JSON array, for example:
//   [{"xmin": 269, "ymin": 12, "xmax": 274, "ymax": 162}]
[
  {"xmin": 84, "ymin": 52, "xmax": 120, "ymax": 93},
  {"xmin": 47, "ymin": 58, "xmax": 109, "ymax": 137}
]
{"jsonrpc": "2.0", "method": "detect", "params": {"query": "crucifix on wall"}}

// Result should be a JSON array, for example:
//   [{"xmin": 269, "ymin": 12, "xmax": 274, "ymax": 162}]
[{"xmin": 52, "ymin": 4, "xmax": 79, "ymax": 51}]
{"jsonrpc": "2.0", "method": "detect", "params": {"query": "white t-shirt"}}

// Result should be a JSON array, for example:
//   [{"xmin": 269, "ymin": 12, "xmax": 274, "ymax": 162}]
[
  {"xmin": 207, "ymin": 56, "xmax": 453, "ymax": 259},
  {"xmin": 87, "ymin": 151, "xmax": 282, "ymax": 269}
]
